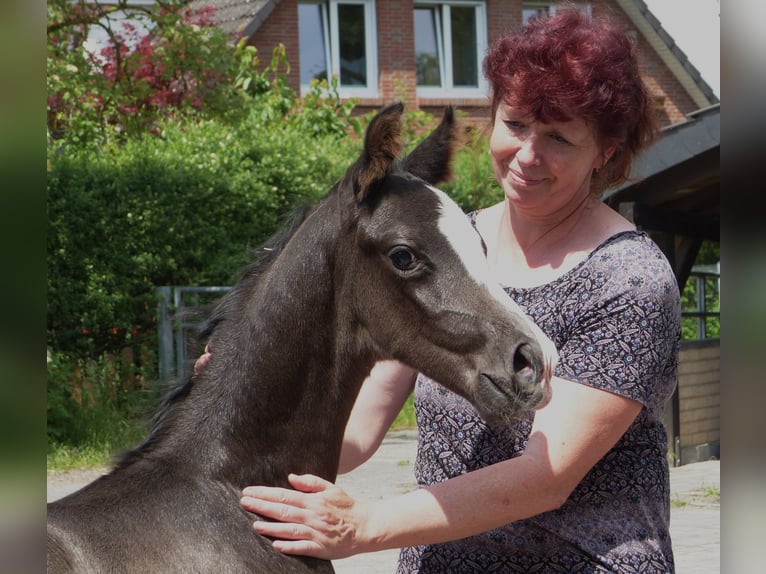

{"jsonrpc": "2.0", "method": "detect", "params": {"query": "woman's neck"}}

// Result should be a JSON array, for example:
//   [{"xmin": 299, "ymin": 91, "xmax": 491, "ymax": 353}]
[
  {"xmin": 504, "ymin": 192, "xmax": 596, "ymax": 258},
  {"xmin": 479, "ymin": 194, "xmax": 631, "ymax": 288}
]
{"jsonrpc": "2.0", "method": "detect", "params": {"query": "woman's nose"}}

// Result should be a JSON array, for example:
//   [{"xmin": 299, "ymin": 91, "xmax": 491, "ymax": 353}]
[{"xmin": 515, "ymin": 136, "xmax": 541, "ymax": 166}]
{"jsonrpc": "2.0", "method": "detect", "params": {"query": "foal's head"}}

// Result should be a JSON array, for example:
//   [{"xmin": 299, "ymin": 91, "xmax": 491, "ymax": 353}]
[{"xmin": 336, "ymin": 103, "xmax": 557, "ymax": 425}]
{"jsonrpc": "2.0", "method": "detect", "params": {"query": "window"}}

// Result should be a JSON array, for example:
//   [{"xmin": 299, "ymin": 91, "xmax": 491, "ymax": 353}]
[
  {"xmin": 522, "ymin": 2, "xmax": 555, "ymax": 24},
  {"xmin": 414, "ymin": 2, "xmax": 487, "ymax": 98},
  {"xmin": 298, "ymin": 1, "xmax": 377, "ymax": 98},
  {"xmin": 522, "ymin": 2, "xmax": 591, "ymax": 25},
  {"xmin": 681, "ymin": 265, "xmax": 720, "ymax": 340}
]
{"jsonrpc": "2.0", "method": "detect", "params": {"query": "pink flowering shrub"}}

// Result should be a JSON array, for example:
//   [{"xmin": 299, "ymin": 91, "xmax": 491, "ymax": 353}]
[{"xmin": 47, "ymin": 0, "xmax": 257, "ymax": 144}]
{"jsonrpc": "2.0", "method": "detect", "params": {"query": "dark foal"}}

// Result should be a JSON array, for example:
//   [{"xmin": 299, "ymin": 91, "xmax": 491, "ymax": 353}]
[{"xmin": 47, "ymin": 103, "xmax": 556, "ymax": 573}]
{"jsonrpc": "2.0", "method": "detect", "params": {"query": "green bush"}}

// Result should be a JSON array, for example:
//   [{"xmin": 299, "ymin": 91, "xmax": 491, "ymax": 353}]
[{"xmin": 48, "ymin": 111, "xmax": 358, "ymax": 356}]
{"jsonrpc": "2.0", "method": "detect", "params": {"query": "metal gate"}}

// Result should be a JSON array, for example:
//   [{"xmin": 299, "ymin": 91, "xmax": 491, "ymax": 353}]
[{"xmin": 156, "ymin": 286, "xmax": 231, "ymax": 381}]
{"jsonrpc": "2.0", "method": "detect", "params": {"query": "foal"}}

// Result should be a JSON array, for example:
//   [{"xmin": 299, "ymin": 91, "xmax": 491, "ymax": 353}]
[{"xmin": 47, "ymin": 103, "xmax": 556, "ymax": 573}]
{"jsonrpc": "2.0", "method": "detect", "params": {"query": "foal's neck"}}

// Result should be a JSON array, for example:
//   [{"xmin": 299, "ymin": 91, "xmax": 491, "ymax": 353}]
[{"xmin": 167, "ymin": 205, "xmax": 371, "ymax": 488}]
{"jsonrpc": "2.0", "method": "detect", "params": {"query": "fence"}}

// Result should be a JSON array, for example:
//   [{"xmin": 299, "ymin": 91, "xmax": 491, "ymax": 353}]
[{"xmin": 156, "ymin": 286, "xmax": 232, "ymax": 381}]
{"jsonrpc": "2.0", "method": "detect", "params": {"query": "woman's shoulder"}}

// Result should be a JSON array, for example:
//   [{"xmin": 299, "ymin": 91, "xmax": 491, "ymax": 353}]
[
  {"xmin": 581, "ymin": 230, "xmax": 680, "ymax": 306},
  {"xmin": 590, "ymin": 230, "xmax": 674, "ymax": 273}
]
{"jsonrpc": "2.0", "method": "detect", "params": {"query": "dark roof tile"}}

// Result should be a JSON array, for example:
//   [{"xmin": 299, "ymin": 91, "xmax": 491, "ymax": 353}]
[{"xmin": 187, "ymin": 0, "xmax": 281, "ymax": 38}]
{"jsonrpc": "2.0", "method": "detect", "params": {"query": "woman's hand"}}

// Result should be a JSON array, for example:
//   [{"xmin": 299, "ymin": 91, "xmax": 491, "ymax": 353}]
[
  {"xmin": 192, "ymin": 344, "xmax": 211, "ymax": 379},
  {"xmin": 241, "ymin": 473, "xmax": 370, "ymax": 560}
]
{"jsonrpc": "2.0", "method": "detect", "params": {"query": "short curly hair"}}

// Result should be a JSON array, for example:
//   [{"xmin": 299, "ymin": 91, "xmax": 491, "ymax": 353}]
[{"xmin": 483, "ymin": 9, "xmax": 657, "ymax": 194}]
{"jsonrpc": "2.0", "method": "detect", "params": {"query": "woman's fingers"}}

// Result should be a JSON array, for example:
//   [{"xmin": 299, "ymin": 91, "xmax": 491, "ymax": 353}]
[
  {"xmin": 239, "ymin": 474, "xmax": 364, "ymax": 560},
  {"xmin": 192, "ymin": 344, "xmax": 211, "ymax": 379},
  {"xmin": 240, "ymin": 474, "xmax": 332, "ymax": 516},
  {"xmin": 241, "ymin": 491, "xmax": 309, "ymax": 521},
  {"xmin": 287, "ymin": 473, "xmax": 334, "ymax": 493}
]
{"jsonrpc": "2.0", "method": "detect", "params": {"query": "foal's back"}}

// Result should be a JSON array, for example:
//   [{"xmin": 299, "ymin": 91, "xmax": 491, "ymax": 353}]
[{"xmin": 47, "ymin": 460, "xmax": 332, "ymax": 573}]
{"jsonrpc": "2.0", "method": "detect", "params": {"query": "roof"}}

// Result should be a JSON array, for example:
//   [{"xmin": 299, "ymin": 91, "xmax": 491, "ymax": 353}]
[
  {"xmin": 186, "ymin": 0, "xmax": 281, "ymax": 39},
  {"xmin": 616, "ymin": 0, "xmax": 719, "ymax": 107},
  {"xmin": 604, "ymin": 103, "xmax": 720, "ymax": 243}
]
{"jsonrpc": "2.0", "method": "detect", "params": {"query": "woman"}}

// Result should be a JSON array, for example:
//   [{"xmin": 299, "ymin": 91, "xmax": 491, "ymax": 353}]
[{"xmin": 238, "ymin": 9, "xmax": 680, "ymax": 573}]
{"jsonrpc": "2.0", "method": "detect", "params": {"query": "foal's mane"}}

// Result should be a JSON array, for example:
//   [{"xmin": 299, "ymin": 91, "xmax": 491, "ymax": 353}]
[{"xmin": 198, "ymin": 201, "xmax": 315, "ymax": 340}]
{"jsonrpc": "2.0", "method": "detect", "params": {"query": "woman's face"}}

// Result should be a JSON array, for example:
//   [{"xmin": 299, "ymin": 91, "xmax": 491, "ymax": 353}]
[{"xmin": 490, "ymin": 102, "xmax": 608, "ymax": 218}]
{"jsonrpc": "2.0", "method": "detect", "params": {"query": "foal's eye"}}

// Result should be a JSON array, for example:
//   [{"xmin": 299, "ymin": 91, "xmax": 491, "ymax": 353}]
[{"xmin": 389, "ymin": 247, "xmax": 418, "ymax": 271}]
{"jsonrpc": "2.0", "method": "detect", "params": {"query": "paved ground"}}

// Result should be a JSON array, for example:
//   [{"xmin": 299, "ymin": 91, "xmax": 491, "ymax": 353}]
[{"xmin": 47, "ymin": 430, "xmax": 719, "ymax": 573}]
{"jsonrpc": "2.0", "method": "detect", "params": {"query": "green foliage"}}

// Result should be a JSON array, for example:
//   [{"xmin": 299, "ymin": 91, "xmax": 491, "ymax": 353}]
[
  {"xmin": 47, "ymin": 112, "xmax": 357, "ymax": 358},
  {"xmin": 441, "ymin": 127, "xmax": 504, "ymax": 212},
  {"xmin": 390, "ymin": 393, "xmax": 417, "ymax": 430},
  {"xmin": 680, "ymin": 241, "xmax": 720, "ymax": 340},
  {"xmin": 47, "ymin": 349, "xmax": 154, "ymax": 455}
]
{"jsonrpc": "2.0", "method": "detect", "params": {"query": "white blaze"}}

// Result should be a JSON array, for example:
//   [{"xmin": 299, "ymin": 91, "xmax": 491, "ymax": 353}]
[
  {"xmin": 431, "ymin": 185, "xmax": 516, "ymax": 307},
  {"xmin": 432, "ymin": 186, "xmax": 559, "ymax": 380}
]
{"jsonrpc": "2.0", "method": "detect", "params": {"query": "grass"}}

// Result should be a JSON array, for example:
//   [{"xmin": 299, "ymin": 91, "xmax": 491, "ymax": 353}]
[
  {"xmin": 47, "ymin": 422, "xmax": 147, "ymax": 472},
  {"xmin": 47, "ymin": 442, "xmax": 118, "ymax": 472},
  {"xmin": 702, "ymin": 484, "xmax": 720, "ymax": 499},
  {"xmin": 389, "ymin": 393, "xmax": 417, "ymax": 430},
  {"xmin": 670, "ymin": 482, "xmax": 720, "ymax": 508}
]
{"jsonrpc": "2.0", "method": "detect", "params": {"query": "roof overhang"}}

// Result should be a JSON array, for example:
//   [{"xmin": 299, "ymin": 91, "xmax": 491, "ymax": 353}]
[{"xmin": 604, "ymin": 103, "xmax": 720, "ymax": 243}]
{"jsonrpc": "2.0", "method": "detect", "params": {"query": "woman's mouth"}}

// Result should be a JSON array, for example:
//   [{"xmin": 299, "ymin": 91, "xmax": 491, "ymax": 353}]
[{"xmin": 509, "ymin": 167, "xmax": 544, "ymax": 186}]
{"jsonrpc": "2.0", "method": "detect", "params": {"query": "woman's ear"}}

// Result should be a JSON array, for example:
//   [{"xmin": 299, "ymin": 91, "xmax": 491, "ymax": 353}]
[{"xmin": 595, "ymin": 142, "xmax": 618, "ymax": 170}]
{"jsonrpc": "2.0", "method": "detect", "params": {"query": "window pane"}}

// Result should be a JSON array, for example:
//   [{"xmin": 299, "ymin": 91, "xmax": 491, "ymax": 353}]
[
  {"xmin": 414, "ymin": 8, "xmax": 441, "ymax": 86},
  {"xmin": 338, "ymin": 4, "xmax": 367, "ymax": 86},
  {"xmin": 299, "ymin": 4, "xmax": 328, "ymax": 84},
  {"xmin": 523, "ymin": 5, "xmax": 551, "ymax": 25},
  {"xmin": 450, "ymin": 6, "xmax": 477, "ymax": 87}
]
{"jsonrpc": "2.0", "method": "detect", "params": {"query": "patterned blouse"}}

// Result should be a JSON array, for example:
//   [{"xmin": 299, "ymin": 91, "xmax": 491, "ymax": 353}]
[{"xmin": 397, "ymin": 229, "xmax": 681, "ymax": 574}]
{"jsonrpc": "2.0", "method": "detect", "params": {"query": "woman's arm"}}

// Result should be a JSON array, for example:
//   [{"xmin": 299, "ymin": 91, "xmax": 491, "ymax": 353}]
[
  {"xmin": 241, "ymin": 375, "xmax": 642, "ymax": 559},
  {"xmin": 338, "ymin": 360, "xmax": 417, "ymax": 474}
]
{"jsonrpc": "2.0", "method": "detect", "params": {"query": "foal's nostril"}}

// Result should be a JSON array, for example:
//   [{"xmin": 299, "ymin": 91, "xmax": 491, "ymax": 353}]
[{"xmin": 512, "ymin": 343, "xmax": 538, "ymax": 386}]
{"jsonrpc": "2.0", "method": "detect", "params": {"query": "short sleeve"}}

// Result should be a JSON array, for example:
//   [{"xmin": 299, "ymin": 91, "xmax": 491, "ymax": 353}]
[{"xmin": 554, "ymin": 235, "xmax": 681, "ymax": 410}]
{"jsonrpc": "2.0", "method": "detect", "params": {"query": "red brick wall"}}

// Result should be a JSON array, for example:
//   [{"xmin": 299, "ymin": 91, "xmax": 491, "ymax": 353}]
[
  {"xmin": 248, "ymin": 0, "xmax": 300, "ymax": 94},
  {"xmin": 591, "ymin": 0, "xmax": 699, "ymax": 126},
  {"xmin": 486, "ymin": 0, "xmax": 522, "ymax": 48},
  {"xmin": 373, "ymin": 0, "xmax": 417, "ymax": 109}
]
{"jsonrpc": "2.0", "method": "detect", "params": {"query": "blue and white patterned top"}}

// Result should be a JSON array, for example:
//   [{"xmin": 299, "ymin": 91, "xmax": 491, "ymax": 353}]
[{"xmin": 398, "ymin": 229, "xmax": 681, "ymax": 573}]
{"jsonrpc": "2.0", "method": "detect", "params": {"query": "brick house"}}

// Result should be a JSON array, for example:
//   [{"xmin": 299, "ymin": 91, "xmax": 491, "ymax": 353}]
[{"xmin": 187, "ymin": 0, "xmax": 718, "ymax": 128}]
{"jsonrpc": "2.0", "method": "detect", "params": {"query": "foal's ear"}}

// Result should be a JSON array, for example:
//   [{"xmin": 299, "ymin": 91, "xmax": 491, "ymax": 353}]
[
  {"xmin": 400, "ymin": 106, "xmax": 457, "ymax": 185},
  {"xmin": 348, "ymin": 102, "xmax": 404, "ymax": 203}
]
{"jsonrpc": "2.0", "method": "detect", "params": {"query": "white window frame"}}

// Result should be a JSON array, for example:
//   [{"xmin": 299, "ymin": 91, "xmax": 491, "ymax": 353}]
[
  {"xmin": 299, "ymin": 0, "xmax": 378, "ymax": 99},
  {"xmin": 415, "ymin": 1, "xmax": 488, "ymax": 99}
]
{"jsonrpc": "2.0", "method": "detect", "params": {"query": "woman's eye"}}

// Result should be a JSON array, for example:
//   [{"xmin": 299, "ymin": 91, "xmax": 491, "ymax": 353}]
[
  {"xmin": 504, "ymin": 120, "xmax": 524, "ymax": 130},
  {"xmin": 552, "ymin": 133, "xmax": 571, "ymax": 145},
  {"xmin": 389, "ymin": 247, "xmax": 417, "ymax": 271}
]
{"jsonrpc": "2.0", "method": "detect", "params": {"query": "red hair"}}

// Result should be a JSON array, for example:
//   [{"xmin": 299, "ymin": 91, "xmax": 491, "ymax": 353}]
[{"xmin": 483, "ymin": 9, "xmax": 657, "ymax": 193}]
